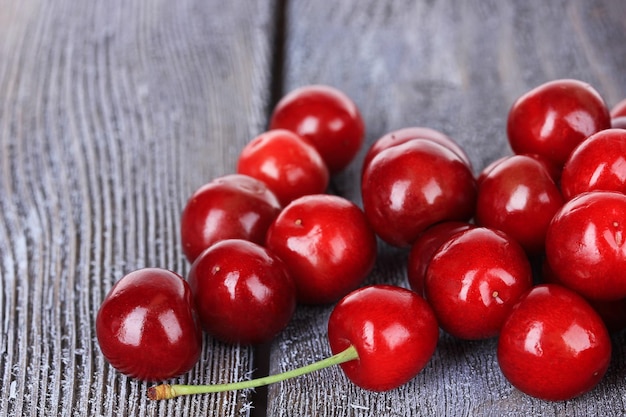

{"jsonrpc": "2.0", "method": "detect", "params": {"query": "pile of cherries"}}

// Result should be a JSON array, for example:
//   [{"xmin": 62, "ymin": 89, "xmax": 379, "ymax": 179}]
[{"xmin": 96, "ymin": 80, "xmax": 626, "ymax": 403}]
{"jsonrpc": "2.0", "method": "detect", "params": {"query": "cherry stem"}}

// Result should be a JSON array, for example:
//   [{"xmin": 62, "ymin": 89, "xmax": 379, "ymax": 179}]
[{"xmin": 148, "ymin": 345, "xmax": 359, "ymax": 400}]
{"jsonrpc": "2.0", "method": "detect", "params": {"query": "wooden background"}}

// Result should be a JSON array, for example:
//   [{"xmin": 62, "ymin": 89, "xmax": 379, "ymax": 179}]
[{"xmin": 1, "ymin": 0, "xmax": 625, "ymax": 416}]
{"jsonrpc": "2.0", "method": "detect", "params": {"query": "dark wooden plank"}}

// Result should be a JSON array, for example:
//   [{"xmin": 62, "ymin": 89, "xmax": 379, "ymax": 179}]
[
  {"xmin": 0, "ymin": 1, "xmax": 278, "ymax": 416},
  {"xmin": 267, "ymin": 1, "xmax": 626, "ymax": 416}
]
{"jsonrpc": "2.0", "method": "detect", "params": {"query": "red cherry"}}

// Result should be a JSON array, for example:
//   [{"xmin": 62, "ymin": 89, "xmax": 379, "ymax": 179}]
[
  {"xmin": 546, "ymin": 191, "xmax": 626, "ymax": 301},
  {"xmin": 187, "ymin": 239, "xmax": 296, "ymax": 345},
  {"xmin": 96, "ymin": 268, "xmax": 202, "ymax": 381},
  {"xmin": 180, "ymin": 174, "xmax": 282, "ymax": 263},
  {"xmin": 507, "ymin": 79, "xmax": 611, "ymax": 167},
  {"xmin": 406, "ymin": 221, "xmax": 474, "ymax": 296},
  {"xmin": 265, "ymin": 194, "xmax": 377, "ymax": 305},
  {"xmin": 269, "ymin": 85, "xmax": 364, "ymax": 173},
  {"xmin": 424, "ymin": 227, "xmax": 533, "ymax": 340},
  {"xmin": 237, "ymin": 129, "xmax": 329, "ymax": 206},
  {"xmin": 361, "ymin": 138, "xmax": 476, "ymax": 247},
  {"xmin": 611, "ymin": 98, "xmax": 626, "ymax": 118},
  {"xmin": 475, "ymin": 154, "xmax": 564, "ymax": 255},
  {"xmin": 497, "ymin": 284, "xmax": 611, "ymax": 401},
  {"xmin": 362, "ymin": 126, "xmax": 472, "ymax": 175},
  {"xmin": 148, "ymin": 284, "xmax": 439, "ymax": 400},
  {"xmin": 327, "ymin": 285, "xmax": 439, "ymax": 391},
  {"xmin": 561, "ymin": 128, "xmax": 626, "ymax": 200}
]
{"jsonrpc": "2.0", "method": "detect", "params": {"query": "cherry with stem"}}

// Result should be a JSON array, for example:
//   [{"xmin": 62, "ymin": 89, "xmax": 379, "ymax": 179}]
[{"xmin": 149, "ymin": 284, "xmax": 440, "ymax": 400}]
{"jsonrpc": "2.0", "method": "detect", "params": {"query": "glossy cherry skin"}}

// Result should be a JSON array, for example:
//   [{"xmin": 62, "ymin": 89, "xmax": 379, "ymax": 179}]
[
  {"xmin": 424, "ymin": 227, "xmax": 533, "ymax": 340},
  {"xmin": 507, "ymin": 79, "xmax": 611, "ymax": 167},
  {"xmin": 362, "ymin": 126, "xmax": 472, "ymax": 175},
  {"xmin": 475, "ymin": 155, "xmax": 564, "ymax": 255},
  {"xmin": 96, "ymin": 268, "xmax": 203, "ymax": 381},
  {"xmin": 265, "ymin": 194, "xmax": 377, "ymax": 305},
  {"xmin": 561, "ymin": 129, "xmax": 626, "ymax": 200},
  {"xmin": 497, "ymin": 284, "xmax": 611, "ymax": 401},
  {"xmin": 180, "ymin": 174, "xmax": 282, "ymax": 263},
  {"xmin": 237, "ymin": 129, "xmax": 329, "ymax": 206},
  {"xmin": 407, "ymin": 221, "xmax": 474, "ymax": 296},
  {"xmin": 361, "ymin": 138, "xmax": 477, "ymax": 247},
  {"xmin": 269, "ymin": 84, "xmax": 364, "ymax": 173},
  {"xmin": 545, "ymin": 191, "xmax": 626, "ymax": 301},
  {"xmin": 327, "ymin": 285, "xmax": 439, "ymax": 391},
  {"xmin": 187, "ymin": 239, "xmax": 296, "ymax": 345}
]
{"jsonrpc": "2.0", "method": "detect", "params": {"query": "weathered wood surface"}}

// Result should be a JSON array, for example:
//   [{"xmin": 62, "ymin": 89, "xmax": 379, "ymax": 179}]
[
  {"xmin": 0, "ymin": 0, "xmax": 277, "ymax": 416},
  {"xmin": 1, "ymin": 0, "xmax": 626, "ymax": 416}
]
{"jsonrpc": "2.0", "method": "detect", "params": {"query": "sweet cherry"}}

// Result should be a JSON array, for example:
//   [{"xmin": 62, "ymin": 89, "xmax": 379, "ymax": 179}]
[
  {"xmin": 148, "ymin": 284, "xmax": 439, "ymax": 400},
  {"xmin": 265, "ymin": 194, "xmax": 377, "ymax": 305},
  {"xmin": 475, "ymin": 154, "xmax": 563, "ymax": 255},
  {"xmin": 180, "ymin": 174, "xmax": 282, "ymax": 263},
  {"xmin": 327, "ymin": 285, "xmax": 439, "ymax": 391},
  {"xmin": 96, "ymin": 268, "xmax": 203, "ymax": 381},
  {"xmin": 361, "ymin": 138, "xmax": 476, "ymax": 247},
  {"xmin": 507, "ymin": 79, "xmax": 611, "ymax": 167},
  {"xmin": 497, "ymin": 284, "xmax": 611, "ymax": 401},
  {"xmin": 187, "ymin": 239, "xmax": 296, "ymax": 345},
  {"xmin": 406, "ymin": 221, "xmax": 474, "ymax": 296},
  {"xmin": 269, "ymin": 84, "xmax": 364, "ymax": 173},
  {"xmin": 361, "ymin": 126, "xmax": 472, "ymax": 175},
  {"xmin": 424, "ymin": 227, "xmax": 533, "ymax": 340},
  {"xmin": 545, "ymin": 190, "xmax": 626, "ymax": 301},
  {"xmin": 237, "ymin": 129, "xmax": 329, "ymax": 206},
  {"xmin": 560, "ymin": 128, "xmax": 626, "ymax": 200}
]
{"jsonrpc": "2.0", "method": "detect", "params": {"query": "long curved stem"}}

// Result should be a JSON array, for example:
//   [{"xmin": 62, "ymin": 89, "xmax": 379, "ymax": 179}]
[{"xmin": 148, "ymin": 345, "xmax": 358, "ymax": 400}]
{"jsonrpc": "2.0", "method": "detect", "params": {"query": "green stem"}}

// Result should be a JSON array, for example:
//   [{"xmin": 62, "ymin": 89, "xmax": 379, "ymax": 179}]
[{"xmin": 148, "ymin": 345, "xmax": 359, "ymax": 400}]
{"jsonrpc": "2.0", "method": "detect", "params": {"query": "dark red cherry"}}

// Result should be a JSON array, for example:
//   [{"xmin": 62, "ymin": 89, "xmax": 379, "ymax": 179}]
[
  {"xmin": 475, "ymin": 154, "xmax": 564, "ymax": 255},
  {"xmin": 180, "ymin": 174, "xmax": 282, "ymax": 263},
  {"xmin": 237, "ymin": 129, "xmax": 329, "ymax": 206},
  {"xmin": 545, "ymin": 191, "xmax": 626, "ymax": 301},
  {"xmin": 327, "ymin": 285, "xmax": 439, "ymax": 391},
  {"xmin": 96, "ymin": 268, "xmax": 203, "ymax": 381},
  {"xmin": 561, "ymin": 128, "xmax": 626, "ymax": 200},
  {"xmin": 265, "ymin": 194, "xmax": 377, "ymax": 305},
  {"xmin": 507, "ymin": 79, "xmax": 611, "ymax": 167},
  {"xmin": 497, "ymin": 284, "xmax": 611, "ymax": 401},
  {"xmin": 361, "ymin": 138, "xmax": 476, "ymax": 247},
  {"xmin": 425, "ymin": 227, "xmax": 533, "ymax": 340},
  {"xmin": 269, "ymin": 85, "xmax": 365, "ymax": 173},
  {"xmin": 187, "ymin": 239, "xmax": 296, "ymax": 345}
]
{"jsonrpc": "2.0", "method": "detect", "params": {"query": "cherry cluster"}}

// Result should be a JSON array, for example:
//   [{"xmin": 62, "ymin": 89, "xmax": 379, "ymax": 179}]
[{"xmin": 96, "ymin": 81, "xmax": 626, "ymax": 403}]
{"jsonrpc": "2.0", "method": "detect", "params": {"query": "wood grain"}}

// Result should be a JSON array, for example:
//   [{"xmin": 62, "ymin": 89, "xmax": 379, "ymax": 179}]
[
  {"xmin": 2, "ymin": 0, "xmax": 626, "ymax": 416},
  {"xmin": 267, "ymin": 1, "xmax": 626, "ymax": 416},
  {"xmin": 0, "ymin": 0, "xmax": 278, "ymax": 416}
]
